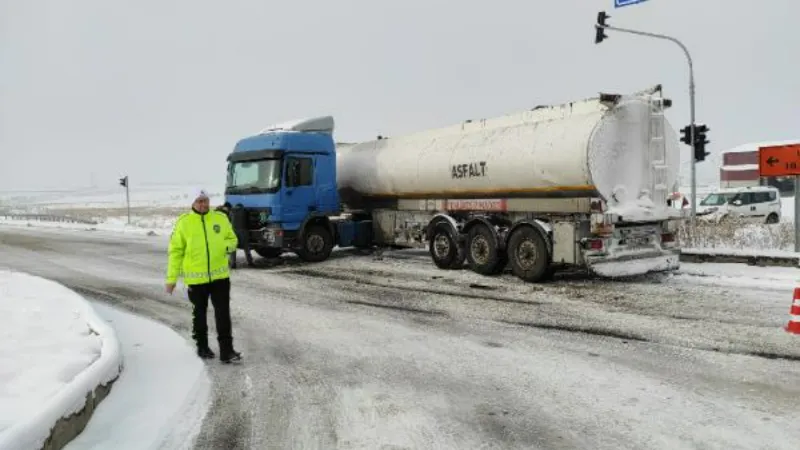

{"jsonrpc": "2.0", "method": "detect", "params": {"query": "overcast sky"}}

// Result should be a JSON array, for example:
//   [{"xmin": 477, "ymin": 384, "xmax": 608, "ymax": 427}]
[{"xmin": 1, "ymin": 0, "xmax": 798, "ymax": 191}]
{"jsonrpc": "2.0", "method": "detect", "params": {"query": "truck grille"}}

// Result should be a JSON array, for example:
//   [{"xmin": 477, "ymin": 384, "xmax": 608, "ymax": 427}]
[
  {"xmin": 230, "ymin": 207, "xmax": 271, "ymax": 230},
  {"xmin": 246, "ymin": 208, "xmax": 271, "ymax": 228}
]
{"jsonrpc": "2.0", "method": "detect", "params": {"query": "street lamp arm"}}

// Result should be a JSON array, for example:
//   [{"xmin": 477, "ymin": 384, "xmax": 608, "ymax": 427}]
[{"xmin": 601, "ymin": 25, "xmax": 694, "ymax": 78}]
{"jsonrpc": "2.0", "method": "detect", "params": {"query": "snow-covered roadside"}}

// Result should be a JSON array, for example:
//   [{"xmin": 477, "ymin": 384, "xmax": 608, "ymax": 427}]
[
  {"xmin": 675, "ymin": 262, "xmax": 800, "ymax": 291},
  {"xmin": 0, "ymin": 215, "xmax": 173, "ymax": 237},
  {"xmin": 65, "ymin": 302, "xmax": 211, "ymax": 450},
  {"xmin": 681, "ymin": 246, "xmax": 800, "ymax": 269},
  {"xmin": 0, "ymin": 270, "xmax": 123, "ymax": 450}
]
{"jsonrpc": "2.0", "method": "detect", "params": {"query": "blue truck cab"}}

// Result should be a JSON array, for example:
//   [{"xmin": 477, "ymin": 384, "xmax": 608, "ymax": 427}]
[{"xmin": 223, "ymin": 116, "xmax": 371, "ymax": 263}]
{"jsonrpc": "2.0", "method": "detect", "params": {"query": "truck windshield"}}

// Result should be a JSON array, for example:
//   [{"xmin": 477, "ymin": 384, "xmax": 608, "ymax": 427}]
[
  {"xmin": 226, "ymin": 159, "xmax": 281, "ymax": 194},
  {"xmin": 700, "ymin": 193, "xmax": 734, "ymax": 206}
]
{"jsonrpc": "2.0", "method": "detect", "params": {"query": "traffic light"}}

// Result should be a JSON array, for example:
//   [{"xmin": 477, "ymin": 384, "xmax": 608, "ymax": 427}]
[
  {"xmin": 119, "ymin": 176, "xmax": 128, "ymax": 188},
  {"xmin": 693, "ymin": 124, "xmax": 710, "ymax": 162},
  {"xmin": 680, "ymin": 125, "xmax": 692, "ymax": 145},
  {"xmin": 595, "ymin": 11, "xmax": 609, "ymax": 44}
]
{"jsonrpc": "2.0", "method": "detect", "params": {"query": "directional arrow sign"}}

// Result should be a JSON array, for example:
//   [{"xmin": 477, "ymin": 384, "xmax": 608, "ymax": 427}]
[
  {"xmin": 759, "ymin": 144, "xmax": 800, "ymax": 177},
  {"xmin": 615, "ymin": 0, "xmax": 649, "ymax": 8}
]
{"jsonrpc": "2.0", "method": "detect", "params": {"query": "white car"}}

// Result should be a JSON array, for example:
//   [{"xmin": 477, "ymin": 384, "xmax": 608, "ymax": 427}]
[{"xmin": 698, "ymin": 186, "xmax": 781, "ymax": 224}]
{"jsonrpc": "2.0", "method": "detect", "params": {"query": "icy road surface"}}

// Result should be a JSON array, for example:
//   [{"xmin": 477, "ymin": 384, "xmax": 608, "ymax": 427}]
[{"xmin": 1, "ymin": 226, "xmax": 799, "ymax": 450}]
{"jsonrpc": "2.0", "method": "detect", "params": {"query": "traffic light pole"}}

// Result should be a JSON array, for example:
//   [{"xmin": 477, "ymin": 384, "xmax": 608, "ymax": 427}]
[
  {"xmin": 597, "ymin": 22, "xmax": 698, "ymax": 229},
  {"xmin": 125, "ymin": 183, "xmax": 130, "ymax": 225},
  {"xmin": 120, "ymin": 175, "xmax": 131, "ymax": 225}
]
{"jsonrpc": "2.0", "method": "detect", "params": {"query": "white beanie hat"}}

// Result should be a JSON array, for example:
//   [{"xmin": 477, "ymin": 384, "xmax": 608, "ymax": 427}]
[{"xmin": 193, "ymin": 188, "xmax": 210, "ymax": 201}]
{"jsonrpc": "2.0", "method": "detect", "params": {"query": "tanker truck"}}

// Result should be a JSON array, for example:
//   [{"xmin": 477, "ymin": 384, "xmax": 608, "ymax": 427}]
[{"xmin": 222, "ymin": 85, "xmax": 683, "ymax": 282}]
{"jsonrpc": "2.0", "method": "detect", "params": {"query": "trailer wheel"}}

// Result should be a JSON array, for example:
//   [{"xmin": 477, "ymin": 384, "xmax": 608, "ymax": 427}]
[
  {"xmin": 466, "ymin": 224, "xmax": 502, "ymax": 275},
  {"xmin": 429, "ymin": 225, "xmax": 465, "ymax": 269},
  {"xmin": 508, "ymin": 226, "xmax": 550, "ymax": 282},
  {"xmin": 297, "ymin": 225, "xmax": 333, "ymax": 262}
]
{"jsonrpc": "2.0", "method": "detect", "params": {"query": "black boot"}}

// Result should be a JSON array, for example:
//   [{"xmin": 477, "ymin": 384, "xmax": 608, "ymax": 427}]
[
  {"xmin": 220, "ymin": 349, "xmax": 242, "ymax": 364},
  {"xmin": 196, "ymin": 336, "xmax": 215, "ymax": 359},
  {"xmin": 197, "ymin": 346, "xmax": 215, "ymax": 359},
  {"xmin": 218, "ymin": 337, "xmax": 242, "ymax": 363}
]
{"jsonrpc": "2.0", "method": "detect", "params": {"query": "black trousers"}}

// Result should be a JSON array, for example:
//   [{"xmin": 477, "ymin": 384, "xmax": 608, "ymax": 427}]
[{"xmin": 187, "ymin": 278, "xmax": 233, "ymax": 352}]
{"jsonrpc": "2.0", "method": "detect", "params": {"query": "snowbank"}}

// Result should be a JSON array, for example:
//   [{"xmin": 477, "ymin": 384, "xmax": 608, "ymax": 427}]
[
  {"xmin": 0, "ymin": 270, "xmax": 123, "ymax": 450},
  {"xmin": 66, "ymin": 302, "xmax": 212, "ymax": 450}
]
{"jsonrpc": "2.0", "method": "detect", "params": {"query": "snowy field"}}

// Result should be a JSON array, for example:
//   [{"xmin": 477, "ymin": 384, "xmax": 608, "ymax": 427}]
[
  {"xmin": 0, "ymin": 184, "xmax": 226, "ymax": 210},
  {"xmin": 0, "ymin": 184, "xmax": 224, "ymax": 236},
  {"xmin": 0, "ymin": 270, "xmax": 122, "ymax": 450},
  {"xmin": 0, "ymin": 214, "xmax": 175, "ymax": 237}
]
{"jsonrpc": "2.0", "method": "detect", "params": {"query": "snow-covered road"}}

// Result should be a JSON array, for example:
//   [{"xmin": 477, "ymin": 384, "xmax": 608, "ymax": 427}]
[{"xmin": 1, "ymin": 226, "xmax": 799, "ymax": 449}]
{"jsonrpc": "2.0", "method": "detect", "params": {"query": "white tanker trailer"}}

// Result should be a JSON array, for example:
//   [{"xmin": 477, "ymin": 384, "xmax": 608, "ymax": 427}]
[
  {"xmin": 338, "ymin": 93, "xmax": 682, "ymax": 207},
  {"xmin": 224, "ymin": 85, "xmax": 683, "ymax": 281}
]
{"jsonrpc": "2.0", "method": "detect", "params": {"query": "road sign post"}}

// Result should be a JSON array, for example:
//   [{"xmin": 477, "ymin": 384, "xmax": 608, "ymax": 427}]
[
  {"xmin": 594, "ymin": 12, "xmax": 699, "ymax": 231},
  {"xmin": 758, "ymin": 144, "xmax": 800, "ymax": 252}
]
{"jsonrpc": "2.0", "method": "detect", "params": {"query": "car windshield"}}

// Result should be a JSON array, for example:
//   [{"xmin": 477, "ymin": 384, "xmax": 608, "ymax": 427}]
[
  {"xmin": 226, "ymin": 159, "xmax": 282, "ymax": 194},
  {"xmin": 700, "ymin": 194, "xmax": 733, "ymax": 206},
  {"xmin": 700, "ymin": 193, "xmax": 734, "ymax": 206}
]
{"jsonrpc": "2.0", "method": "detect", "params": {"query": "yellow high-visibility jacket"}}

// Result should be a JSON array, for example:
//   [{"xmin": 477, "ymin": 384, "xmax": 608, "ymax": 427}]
[{"xmin": 166, "ymin": 210, "xmax": 238, "ymax": 286}]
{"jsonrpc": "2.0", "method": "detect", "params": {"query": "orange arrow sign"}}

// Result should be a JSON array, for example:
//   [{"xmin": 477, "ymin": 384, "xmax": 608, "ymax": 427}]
[{"xmin": 759, "ymin": 144, "xmax": 800, "ymax": 177}]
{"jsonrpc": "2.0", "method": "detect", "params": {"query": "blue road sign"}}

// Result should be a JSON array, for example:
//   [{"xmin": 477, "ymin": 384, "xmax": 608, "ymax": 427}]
[{"xmin": 615, "ymin": 0, "xmax": 649, "ymax": 8}]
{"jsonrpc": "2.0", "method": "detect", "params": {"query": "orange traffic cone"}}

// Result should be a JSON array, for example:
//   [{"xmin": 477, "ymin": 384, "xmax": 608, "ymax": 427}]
[{"xmin": 785, "ymin": 288, "xmax": 800, "ymax": 335}]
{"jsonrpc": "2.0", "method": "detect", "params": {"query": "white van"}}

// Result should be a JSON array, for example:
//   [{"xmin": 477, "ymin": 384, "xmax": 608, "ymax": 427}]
[{"xmin": 698, "ymin": 186, "xmax": 781, "ymax": 224}]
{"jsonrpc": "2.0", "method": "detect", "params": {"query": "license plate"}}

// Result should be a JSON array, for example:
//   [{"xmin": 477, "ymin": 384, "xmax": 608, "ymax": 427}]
[{"xmin": 626, "ymin": 237, "xmax": 649, "ymax": 247}]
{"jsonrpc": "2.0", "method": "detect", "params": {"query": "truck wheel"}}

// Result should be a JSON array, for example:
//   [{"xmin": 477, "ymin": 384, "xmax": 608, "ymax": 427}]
[
  {"xmin": 255, "ymin": 248, "xmax": 283, "ymax": 258},
  {"xmin": 429, "ymin": 225, "xmax": 465, "ymax": 269},
  {"xmin": 508, "ymin": 226, "xmax": 549, "ymax": 282},
  {"xmin": 466, "ymin": 224, "xmax": 502, "ymax": 275},
  {"xmin": 297, "ymin": 225, "xmax": 333, "ymax": 262}
]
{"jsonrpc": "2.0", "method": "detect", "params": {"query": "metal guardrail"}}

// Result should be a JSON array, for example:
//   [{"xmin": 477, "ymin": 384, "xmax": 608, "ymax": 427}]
[
  {"xmin": 679, "ymin": 250, "xmax": 800, "ymax": 268},
  {"xmin": 0, "ymin": 213, "xmax": 98, "ymax": 226}
]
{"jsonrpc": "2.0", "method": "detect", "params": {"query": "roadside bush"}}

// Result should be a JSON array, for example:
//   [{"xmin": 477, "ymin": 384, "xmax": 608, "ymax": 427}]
[{"xmin": 677, "ymin": 218, "xmax": 794, "ymax": 251}]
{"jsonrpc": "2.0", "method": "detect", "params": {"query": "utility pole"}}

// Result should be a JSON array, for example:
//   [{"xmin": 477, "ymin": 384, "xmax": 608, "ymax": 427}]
[
  {"xmin": 595, "ymin": 11, "xmax": 702, "ymax": 230},
  {"xmin": 119, "ymin": 175, "xmax": 130, "ymax": 225}
]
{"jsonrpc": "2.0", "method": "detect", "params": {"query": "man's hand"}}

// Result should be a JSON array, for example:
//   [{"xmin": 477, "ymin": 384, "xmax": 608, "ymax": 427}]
[{"xmin": 165, "ymin": 283, "xmax": 176, "ymax": 294}]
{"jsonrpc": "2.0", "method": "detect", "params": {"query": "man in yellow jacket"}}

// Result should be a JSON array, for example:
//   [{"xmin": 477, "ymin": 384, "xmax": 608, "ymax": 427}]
[{"xmin": 166, "ymin": 189, "xmax": 242, "ymax": 363}]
